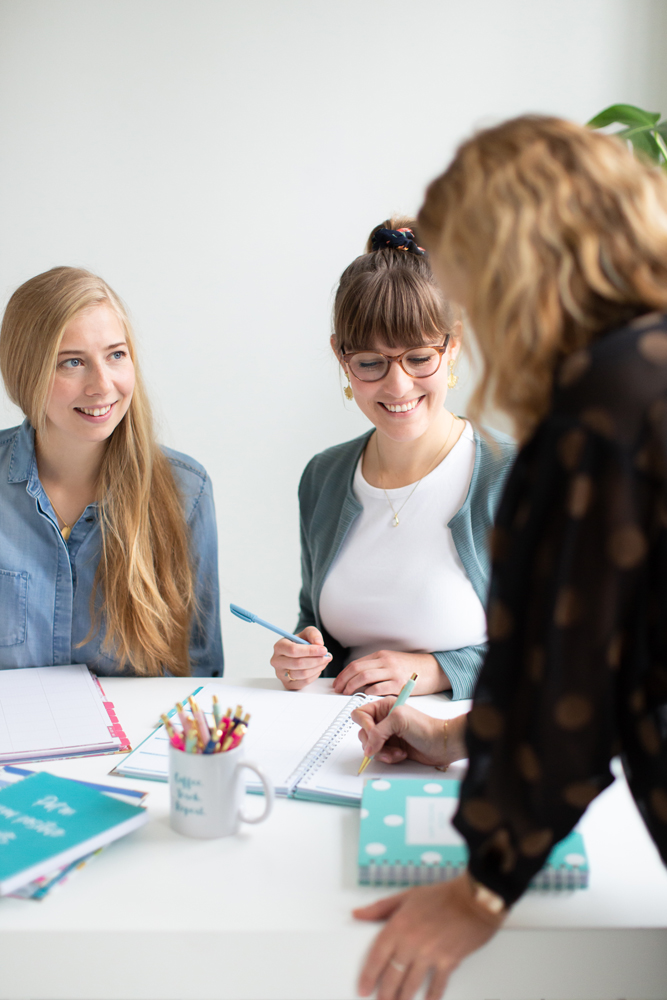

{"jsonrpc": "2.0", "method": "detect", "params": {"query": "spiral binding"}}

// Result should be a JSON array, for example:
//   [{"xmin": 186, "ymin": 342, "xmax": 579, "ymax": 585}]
[{"xmin": 284, "ymin": 693, "xmax": 369, "ymax": 795}]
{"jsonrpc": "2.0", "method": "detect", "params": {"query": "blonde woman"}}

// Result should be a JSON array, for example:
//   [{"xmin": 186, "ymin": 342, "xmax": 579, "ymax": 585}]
[
  {"xmin": 0, "ymin": 267, "xmax": 222, "ymax": 676},
  {"xmin": 353, "ymin": 117, "xmax": 667, "ymax": 1000},
  {"xmin": 270, "ymin": 220, "xmax": 515, "ymax": 698}
]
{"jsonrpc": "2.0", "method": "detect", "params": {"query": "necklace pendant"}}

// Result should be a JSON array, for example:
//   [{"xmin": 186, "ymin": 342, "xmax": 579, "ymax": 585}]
[{"xmin": 392, "ymin": 514, "xmax": 400, "ymax": 527}]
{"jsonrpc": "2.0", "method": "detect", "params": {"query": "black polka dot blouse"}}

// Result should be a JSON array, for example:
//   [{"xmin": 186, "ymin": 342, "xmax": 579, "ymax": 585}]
[{"xmin": 454, "ymin": 313, "xmax": 667, "ymax": 906}]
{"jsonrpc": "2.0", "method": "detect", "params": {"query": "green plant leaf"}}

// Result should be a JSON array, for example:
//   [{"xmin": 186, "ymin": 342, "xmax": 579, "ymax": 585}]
[
  {"xmin": 624, "ymin": 127, "xmax": 663, "ymax": 163},
  {"xmin": 587, "ymin": 103, "xmax": 660, "ymax": 129}
]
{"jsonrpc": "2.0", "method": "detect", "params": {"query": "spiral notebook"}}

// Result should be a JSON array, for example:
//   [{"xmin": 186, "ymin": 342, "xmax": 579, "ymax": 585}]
[
  {"xmin": 359, "ymin": 776, "xmax": 589, "ymax": 889},
  {"xmin": 111, "ymin": 683, "xmax": 469, "ymax": 805}
]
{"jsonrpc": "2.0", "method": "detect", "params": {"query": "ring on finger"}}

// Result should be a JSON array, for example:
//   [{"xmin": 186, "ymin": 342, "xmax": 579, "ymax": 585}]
[
  {"xmin": 390, "ymin": 960, "xmax": 407, "ymax": 973},
  {"xmin": 285, "ymin": 670, "xmax": 293, "ymax": 682}
]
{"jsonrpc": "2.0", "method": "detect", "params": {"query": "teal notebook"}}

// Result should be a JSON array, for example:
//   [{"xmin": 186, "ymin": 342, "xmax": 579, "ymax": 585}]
[
  {"xmin": 359, "ymin": 777, "xmax": 589, "ymax": 890},
  {"xmin": 0, "ymin": 771, "xmax": 148, "ymax": 895}
]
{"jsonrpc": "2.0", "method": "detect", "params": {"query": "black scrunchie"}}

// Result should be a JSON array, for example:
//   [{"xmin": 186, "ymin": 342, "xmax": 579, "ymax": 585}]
[{"xmin": 371, "ymin": 227, "xmax": 426, "ymax": 256}]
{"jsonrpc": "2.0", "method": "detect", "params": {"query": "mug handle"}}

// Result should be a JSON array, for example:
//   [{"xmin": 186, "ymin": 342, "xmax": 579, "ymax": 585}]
[{"xmin": 237, "ymin": 760, "xmax": 274, "ymax": 824}]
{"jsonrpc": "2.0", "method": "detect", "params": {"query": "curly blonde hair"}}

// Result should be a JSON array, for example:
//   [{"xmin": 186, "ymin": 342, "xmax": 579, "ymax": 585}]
[{"xmin": 418, "ymin": 115, "xmax": 667, "ymax": 441}]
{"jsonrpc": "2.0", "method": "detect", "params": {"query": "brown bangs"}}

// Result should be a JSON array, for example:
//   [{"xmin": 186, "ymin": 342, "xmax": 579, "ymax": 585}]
[{"xmin": 333, "ymin": 249, "xmax": 454, "ymax": 354}]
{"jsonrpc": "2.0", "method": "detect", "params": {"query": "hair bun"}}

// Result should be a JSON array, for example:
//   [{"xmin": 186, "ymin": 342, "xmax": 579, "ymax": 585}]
[{"xmin": 371, "ymin": 227, "xmax": 426, "ymax": 256}]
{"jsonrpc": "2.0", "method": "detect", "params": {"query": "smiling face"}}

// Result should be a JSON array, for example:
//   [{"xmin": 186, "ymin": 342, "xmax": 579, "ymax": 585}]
[
  {"xmin": 342, "ymin": 332, "xmax": 459, "ymax": 444},
  {"xmin": 45, "ymin": 304, "xmax": 135, "ymax": 447}
]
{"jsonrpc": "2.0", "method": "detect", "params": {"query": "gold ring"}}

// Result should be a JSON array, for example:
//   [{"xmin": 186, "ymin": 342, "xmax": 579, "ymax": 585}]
[
  {"xmin": 390, "ymin": 960, "xmax": 407, "ymax": 973},
  {"xmin": 285, "ymin": 670, "xmax": 293, "ymax": 682}
]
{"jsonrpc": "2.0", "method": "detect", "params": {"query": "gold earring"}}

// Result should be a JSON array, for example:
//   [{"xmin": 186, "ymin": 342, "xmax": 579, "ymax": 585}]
[
  {"xmin": 344, "ymin": 372, "xmax": 354, "ymax": 400},
  {"xmin": 447, "ymin": 362, "xmax": 458, "ymax": 389}
]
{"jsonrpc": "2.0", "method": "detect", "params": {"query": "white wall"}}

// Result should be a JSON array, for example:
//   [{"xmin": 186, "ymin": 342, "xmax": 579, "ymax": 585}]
[{"xmin": 0, "ymin": 0, "xmax": 665, "ymax": 677}]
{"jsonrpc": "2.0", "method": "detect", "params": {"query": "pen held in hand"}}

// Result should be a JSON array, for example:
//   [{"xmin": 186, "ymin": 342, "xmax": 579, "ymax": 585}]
[
  {"xmin": 230, "ymin": 603, "xmax": 310, "ymax": 645},
  {"xmin": 357, "ymin": 673, "xmax": 418, "ymax": 776}
]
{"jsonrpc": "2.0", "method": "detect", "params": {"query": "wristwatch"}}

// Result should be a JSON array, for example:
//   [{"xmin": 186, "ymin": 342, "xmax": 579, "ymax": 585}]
[{"xmin": 468, "ymin": 874, "xmax": 506, "ymax": 916}]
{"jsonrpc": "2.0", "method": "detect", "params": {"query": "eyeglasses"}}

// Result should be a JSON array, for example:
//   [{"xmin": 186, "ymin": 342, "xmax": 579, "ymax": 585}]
[{"xmin": 342, "ymin": 335, "xmax": 451, "ymax": 382}]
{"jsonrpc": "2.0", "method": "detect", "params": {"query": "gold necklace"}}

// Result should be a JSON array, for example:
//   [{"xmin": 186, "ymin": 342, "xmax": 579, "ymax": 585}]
[
  {"xmin": 43, "ymin": 491, "xmax": 74, "ymax": 541},
  {"xmin": 375, "ymin": 414, "xmax": 460, "ymax": 527}
]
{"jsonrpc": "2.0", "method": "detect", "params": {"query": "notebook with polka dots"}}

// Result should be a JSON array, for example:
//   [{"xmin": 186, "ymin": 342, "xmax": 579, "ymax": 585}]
[{"xmin": 358, "ymin": 777, "xmax": 589, "ymax": 889}]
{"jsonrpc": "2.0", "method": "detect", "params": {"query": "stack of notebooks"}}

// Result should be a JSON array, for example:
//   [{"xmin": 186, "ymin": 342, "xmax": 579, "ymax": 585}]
[
  {"xmin": 0, "ymin": 767, "xmax": 148, "ymax": 900},
  {"xmin": 358, "ymin": 776, "xmax": 589, "ymax": 891}
]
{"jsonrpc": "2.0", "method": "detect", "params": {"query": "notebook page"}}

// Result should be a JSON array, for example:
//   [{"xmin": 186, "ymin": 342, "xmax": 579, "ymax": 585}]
[
  {"xmin": 296, "ymin": 696, "xmax": 471, "ymax": 802},
  {"xmin": 112, "ymin": 684, "xmax": 360, "ymax": 791},
  {"xmin": 0, "ymin": 665, "xmax": 119, "ymax": 760}
]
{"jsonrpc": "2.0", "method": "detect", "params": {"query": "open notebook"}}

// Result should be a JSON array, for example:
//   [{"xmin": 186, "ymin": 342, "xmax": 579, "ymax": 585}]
[
  {"xmin": 110, "ymin": 682, "xmax": 469, "ymax": 805},
  {"xmin": 0, "ymin": 664, "xmax": 130, "ymax": 764}
]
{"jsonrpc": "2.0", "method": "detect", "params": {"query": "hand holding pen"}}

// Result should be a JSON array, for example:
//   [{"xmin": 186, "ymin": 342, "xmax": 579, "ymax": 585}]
[
  {"xmin": 356, "ymin": 673, "xmax": 418, "ymax": 775},
  {"xmin": 229, "ymin": 603, "xmax": 333, "ymax": 691},
  {"xmin": 270, "ymin": 625, "xmax": 333, "ymax": 690}
]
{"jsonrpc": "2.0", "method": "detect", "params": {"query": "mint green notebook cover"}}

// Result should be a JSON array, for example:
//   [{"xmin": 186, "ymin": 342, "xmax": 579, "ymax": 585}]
[
  {"xmin": 359, "ymin": 777, "xmax": 588, "ymax": 890},
  {"xmin": 0, "ymin": 771, "xmax": 147, "ymax": 895}
]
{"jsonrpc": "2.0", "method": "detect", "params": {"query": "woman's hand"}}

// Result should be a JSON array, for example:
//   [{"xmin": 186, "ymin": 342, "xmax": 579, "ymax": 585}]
[
  {"xmin": 354, "ymin": 875, "xmax": 505, "ymax": 1000},
  {"xmin": 333, "ymin": 650, "xmax": 449, "ymax": 697},
  {"xmin": 351, "ymin": 700, "xmax": 467, "ymax": 768},
  {"xmin": 270, "ymin": 626, "xmax": 332, "ymax": 690}
]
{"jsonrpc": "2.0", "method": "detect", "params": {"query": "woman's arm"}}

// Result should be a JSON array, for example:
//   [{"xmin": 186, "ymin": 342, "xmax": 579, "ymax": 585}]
[
  {"xmin": 352, "ymin": 699, "xmax": 467, "ymax": 767},
  {"xmin": 432, "ymin": 644, "xmax": 486, "ymax": 700},
  {"xmin": 332, "ymin": 643, "xmax": 486, "ymax": 697}
]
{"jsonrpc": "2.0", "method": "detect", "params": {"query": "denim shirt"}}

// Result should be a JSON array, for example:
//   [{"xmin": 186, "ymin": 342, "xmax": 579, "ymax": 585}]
[{"xmin": 0, "ymin": 420, "xmax": 223, "ymax": 676}]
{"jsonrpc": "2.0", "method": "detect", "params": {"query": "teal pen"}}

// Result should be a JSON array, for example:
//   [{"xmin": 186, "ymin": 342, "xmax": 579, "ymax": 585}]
[{"xmin": 357, "ymin": 672, "xmax": 418, "ymax": 775}]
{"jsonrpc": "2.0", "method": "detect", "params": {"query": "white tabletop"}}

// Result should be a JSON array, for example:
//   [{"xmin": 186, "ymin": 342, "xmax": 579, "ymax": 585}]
[{"xmin": 0, "ymin": 675, "xmax": 666, "ymax": 1000}]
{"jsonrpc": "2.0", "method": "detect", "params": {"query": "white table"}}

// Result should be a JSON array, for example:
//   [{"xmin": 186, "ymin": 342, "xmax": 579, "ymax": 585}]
[{"xmin": 1, "ymin": 676, "xmax": 666, "ymax": 1000}]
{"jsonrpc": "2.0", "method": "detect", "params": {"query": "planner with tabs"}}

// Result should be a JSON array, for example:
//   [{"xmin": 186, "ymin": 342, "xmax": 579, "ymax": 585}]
[
  {"xmin": 0, "ymin": 664, "xmax": 130, "ymax": 764},
  {"xmin": 111, "ymin": 683, "xmax": 468, "ymax": 805},
  {"xmin": 359, "ymin": 777, "xmax": 589, "ymax": 889}
]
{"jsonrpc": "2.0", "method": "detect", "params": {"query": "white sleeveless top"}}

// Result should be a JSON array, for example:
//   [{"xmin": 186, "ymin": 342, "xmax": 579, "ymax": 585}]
[{"xmin": 318, "ymin": 421, "xmax": 488, "ymax": 662}]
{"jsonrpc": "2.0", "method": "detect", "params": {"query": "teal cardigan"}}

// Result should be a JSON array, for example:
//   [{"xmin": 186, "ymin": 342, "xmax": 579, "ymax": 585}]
[{"xmin": 296, "ymin": 426, "xmax": 516, "ymax": 700}]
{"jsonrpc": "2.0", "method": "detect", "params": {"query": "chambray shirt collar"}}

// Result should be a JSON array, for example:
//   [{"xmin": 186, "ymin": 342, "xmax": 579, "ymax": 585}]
[{"xmin": 7, "ymin": 419, "xmax": 40, "ymax": 494}]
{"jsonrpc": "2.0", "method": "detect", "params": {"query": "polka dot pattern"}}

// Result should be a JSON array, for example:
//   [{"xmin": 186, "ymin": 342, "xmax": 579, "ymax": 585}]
[
  {"xmin": 487, "ymin": 600, "xmax": 514, "ymax": 641},
  {"xmin": 562, "ymin": 781, "xmax": 599, "ymax": 809},
  {"xmin": 639, "ymin": 331, "xmax": 667, "ymax": 364},
  {"xmin": 554, "ymin": 694, "xmax": 593, "ymax": 730},
  {"xmin": 469, "ymin": 704, "xmax": 505, "ymax": 740},
  {"xmin": 462, "ymin": 799, "xmax": 501, "ymax": 832},
  {"xmin": 553, "ymin": 587, "xmax": 582, "ymax": 628},
  {"xmin": 567, "ymin": 474, "xmax": 593, "ymax": 519},
  {"xmin": 559, "ymin": 350, "xmax": 591, "ymax": 387},
  {"xmin": 607, "ymin": 525, "xmax": 647, "ymax": 569},
  {"xmin": 516, "ymin": 743, "xmax": 541, "ymax": 782},
  {"xmin": 519, "ymin": 829, "xmax": 553, "ymax": 857},
  {"xmin": 455, "ymin": 315, "xmax": 667, "ymax": 910}
]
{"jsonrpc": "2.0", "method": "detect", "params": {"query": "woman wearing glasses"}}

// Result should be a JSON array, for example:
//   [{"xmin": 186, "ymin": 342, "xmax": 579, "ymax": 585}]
[{"xmin": 270, "ymin": 220, "xmax": 515, "ymax": 697}]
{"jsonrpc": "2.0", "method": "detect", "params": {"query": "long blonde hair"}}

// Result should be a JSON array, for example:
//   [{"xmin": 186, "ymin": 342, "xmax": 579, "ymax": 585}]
[
  {"xmin": 0, "ymin": 267, "xmax": 195, "ymax": 676},
  {"xmin": 418, "ymin": 115, "xmax": 667, "ymax": 441}
]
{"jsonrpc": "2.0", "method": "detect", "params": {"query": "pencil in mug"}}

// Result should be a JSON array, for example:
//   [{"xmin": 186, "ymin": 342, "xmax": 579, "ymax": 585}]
[{"xmin": 357, "ymin": 673, "xmax": 418, "ymax": 776}]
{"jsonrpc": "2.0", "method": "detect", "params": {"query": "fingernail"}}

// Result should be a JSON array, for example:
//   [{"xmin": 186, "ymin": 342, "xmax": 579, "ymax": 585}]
[{"xmin": 325, "ymin": 653, "xmax": 332, "ymax": 660}]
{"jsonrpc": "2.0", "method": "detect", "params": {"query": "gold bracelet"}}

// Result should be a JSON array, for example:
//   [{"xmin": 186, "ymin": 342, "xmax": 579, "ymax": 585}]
[{"xmin": 435, "ymin": 718, "xmax": 449, "ymax": 772}]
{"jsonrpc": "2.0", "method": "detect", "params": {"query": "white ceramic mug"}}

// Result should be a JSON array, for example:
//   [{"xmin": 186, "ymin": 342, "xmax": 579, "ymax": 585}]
[{"xmin": 168, "ymin": 743, "xmax": 274, "ymax": 839}]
